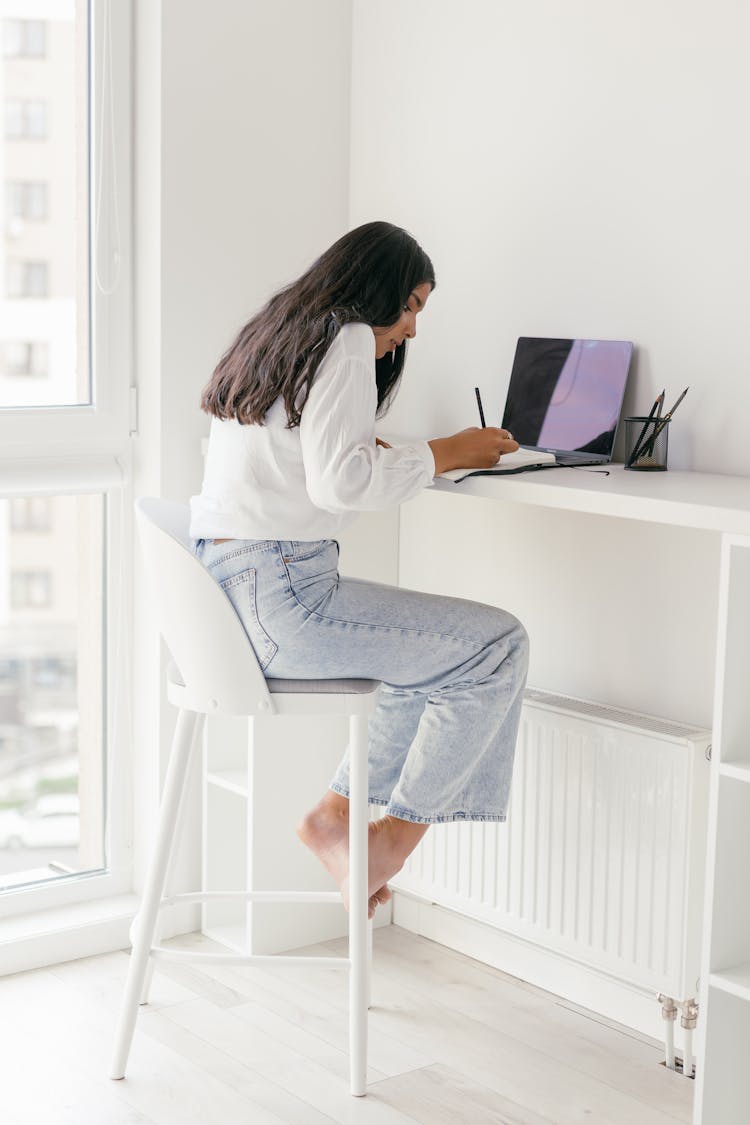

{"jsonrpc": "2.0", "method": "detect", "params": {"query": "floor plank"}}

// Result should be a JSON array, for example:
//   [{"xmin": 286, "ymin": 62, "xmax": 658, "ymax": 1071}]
[
  {"xmin": 0, "ymin": 924, "xmax": 693, "ymax": 1125},
  {"xmin": 360, "ymin": 927, "xmax": 693, "ymax": 1121},
  {"xmin": 371, "ymin": 1064, "xmax": 554, "ymax": 1125}
]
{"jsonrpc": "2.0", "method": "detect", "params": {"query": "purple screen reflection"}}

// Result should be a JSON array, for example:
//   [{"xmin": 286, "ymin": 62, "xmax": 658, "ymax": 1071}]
[{"xmin": 502, "ymin": 338, "xmax": 633, "ymax": 455}]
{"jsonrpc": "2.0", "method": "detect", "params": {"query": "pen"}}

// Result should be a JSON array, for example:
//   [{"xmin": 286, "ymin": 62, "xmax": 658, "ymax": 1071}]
[
  {"xmin": 641, "ymin": 386, "xmax": 689, "ymax": 458},
  {"xmin": 475, "ymin": 386, "xmax": 486, "ymax": 428},
  {"xmin": 626, "ymin": 390, "xmax": 664, "ymax": 467}
]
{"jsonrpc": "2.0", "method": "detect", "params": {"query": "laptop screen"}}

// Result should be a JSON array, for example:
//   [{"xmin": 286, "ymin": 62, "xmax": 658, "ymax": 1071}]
[{"xmin": 501, "ymin": 337, "xmax": 633, "ymax": 461}]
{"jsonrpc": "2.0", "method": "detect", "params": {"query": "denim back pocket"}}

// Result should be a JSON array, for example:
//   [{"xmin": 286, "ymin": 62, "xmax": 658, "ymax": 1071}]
[
  {"xmin": 219, "ymin": 568, "xmax": 278, "ymax": 671},
  {"xmin": 281, "ymin": 540, "xmax": 339, "ymax": 613}
]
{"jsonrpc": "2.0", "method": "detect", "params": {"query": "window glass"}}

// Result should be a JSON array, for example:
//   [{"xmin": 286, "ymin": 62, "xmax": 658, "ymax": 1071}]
[
  {"xmin": 2, "ymin": 341, "xmax": 49, "ymax": 377},
  {"xmin": 0, "ymin": 492, "xmax": 105, "ymax": 892},
  {"xmin": 10, "ymin": 497, "xmax": 52, "ymax": 532},
  {"xmin": 7, "ymin": 181, "xmax": 48, "ymax": 222},
  {"xmin": 3, "ymin": 20, "xmax": 47, "ymax": 58},
  {"xmin": 1, "ymin": 4, "xmax": 88, "ymax": 409}
]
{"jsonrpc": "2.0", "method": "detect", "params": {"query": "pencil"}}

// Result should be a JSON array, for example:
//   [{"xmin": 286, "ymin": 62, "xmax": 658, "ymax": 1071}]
[
  {"xmin": 641, "ymin": 386, "xmax": 689, "ymax": 458},
  {"xmin": 475, "ymin": 386, "xmax": 486, "ymax": 428},
  {"xmin": 626, "ymin": 390, "xmax": 664, "ymax": 467}
]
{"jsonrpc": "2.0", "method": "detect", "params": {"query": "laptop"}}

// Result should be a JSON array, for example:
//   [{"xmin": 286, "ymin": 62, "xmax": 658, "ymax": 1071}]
[{"xmin": 501, "ymin": 337, "xmax": 633, "ymax": 466}]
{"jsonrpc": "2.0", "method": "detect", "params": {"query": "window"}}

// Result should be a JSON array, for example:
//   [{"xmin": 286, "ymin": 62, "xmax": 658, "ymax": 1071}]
[
  {"xmin": 10, "ymin": 497, "xmax": 52, "ymax": 532},
  {"xmin": 0, "ymin": 0, "xmax": 131, "ymax": 435},
  {"xmin": 2, "ymin": 342, "xmax": 49, "ymax": 378},
  {"xmin": 0, "ymin": 494, "xmax": 106, "ymax": 892},
  {"xmin": 7, "ymin": 182, "xmax": 48, "ymax": 222},
  {"xmin": 10, "ymin": 569, "xmax": 52, "ymax": 610},
  {"xmin": 7, "ymin": 261, "xmax": 49, "ymax": 298},
  {"xmin": 5, "ymin": 100, "xmax": 47, "ymax": 140},
  {"xmin": 3, "ymin": 20, "xmax": 47, "ymax": 58},
  {"xmin": 0, "ymin": 0, "xmax": 132, "ymax": 921}
]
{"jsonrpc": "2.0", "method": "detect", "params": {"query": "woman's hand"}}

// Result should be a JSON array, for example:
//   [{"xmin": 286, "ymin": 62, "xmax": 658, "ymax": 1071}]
[{"xmin": 428, "ymin": 427, "xmax": 520, "ymax": 475}]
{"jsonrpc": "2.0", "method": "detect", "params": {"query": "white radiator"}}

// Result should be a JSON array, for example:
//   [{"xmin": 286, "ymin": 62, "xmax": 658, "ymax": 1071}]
[{"xmin": 392, "ymin": 689, "xmax": 711, "ymax": 1003}]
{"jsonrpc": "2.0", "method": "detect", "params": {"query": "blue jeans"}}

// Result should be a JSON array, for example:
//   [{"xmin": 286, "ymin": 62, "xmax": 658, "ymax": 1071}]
[{"xmin": 194, "ymin": 538, "xmax": 529, "ymax": 824}]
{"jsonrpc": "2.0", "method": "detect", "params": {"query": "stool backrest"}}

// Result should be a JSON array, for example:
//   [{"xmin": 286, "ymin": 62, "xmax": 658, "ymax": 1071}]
[{"xmin": 135, "ymin": 497, "xmax": 275, "ymax": 715}]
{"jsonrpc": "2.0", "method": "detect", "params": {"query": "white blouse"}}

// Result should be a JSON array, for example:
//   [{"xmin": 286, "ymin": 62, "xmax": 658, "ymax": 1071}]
[{"xmin": 189, "ymin": 323, "xmax": 436, "ymax": 541}]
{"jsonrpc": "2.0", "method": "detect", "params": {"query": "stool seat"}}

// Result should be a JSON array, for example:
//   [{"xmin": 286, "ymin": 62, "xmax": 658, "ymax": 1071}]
[
  {"xmin": 165, "ymin": 659, "xmax": 379, "ymax": 715},
  {"xmin": 110, "ymin": 498, "xmax": 379, "ymax": 1097}
]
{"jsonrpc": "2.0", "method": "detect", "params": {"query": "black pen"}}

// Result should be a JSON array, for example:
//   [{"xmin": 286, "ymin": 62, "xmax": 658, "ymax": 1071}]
[
  {"xmin": 626, "ymin": 390, "xmax": 664, "ymax": 467},
  {"xmin": 474, "ymin": 386, "xmax": 486, "ymax": 428},
  {"xmin": 641, "ymin": 386, "xmax": 689, "ymax": 458}
]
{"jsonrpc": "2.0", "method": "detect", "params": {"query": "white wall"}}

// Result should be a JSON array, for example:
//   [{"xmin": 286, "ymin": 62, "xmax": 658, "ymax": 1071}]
[
  {"xmin": 132, "ymin": 0, "xmax": 352, "ymax": 892},
  {"xmin": 351, "ymin": 0, "xmax": 750, "ymax": 476},
  {"xmin": 349, "ymin": 0, "xmax": 748, "ymax": 725},
  {"xmin": 158, "ymin": 0, "xmax": 352, "ymax": 507}
]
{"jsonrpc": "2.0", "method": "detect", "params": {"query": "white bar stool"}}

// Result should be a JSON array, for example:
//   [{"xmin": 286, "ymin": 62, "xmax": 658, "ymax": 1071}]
[{"xmin": 110, "ymin": 497, "xmax": 380, "ymax": 1096}]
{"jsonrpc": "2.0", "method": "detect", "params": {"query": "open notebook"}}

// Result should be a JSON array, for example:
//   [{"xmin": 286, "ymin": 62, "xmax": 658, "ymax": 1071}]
[
  {"xmin": 440, "ymin": 447, "xmax": 555, "ymax": 482},
  {"xmin": 441, "ymin": 337, "xmax": 633, "ymax": 483}
]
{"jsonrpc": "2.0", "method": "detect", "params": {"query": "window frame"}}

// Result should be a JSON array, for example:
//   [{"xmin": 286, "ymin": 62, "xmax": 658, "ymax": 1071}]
[
  {"xmin": 0, "ymin": 0, "xmax": 134, "ymax": 920},
  {"xmin": 0, "ymin": 0, "xmax": 132, "ymax": 459},
  {"xmin": 0, "ymin": 470, "xmax": 133, "ymax": 921}
]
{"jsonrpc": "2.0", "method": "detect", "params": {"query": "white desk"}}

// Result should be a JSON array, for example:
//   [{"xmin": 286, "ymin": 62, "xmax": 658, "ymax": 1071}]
[
  {"xmin": 397, "ymin": 463, "xmax": 750, "ymax": 1125},
  {"xmin": 433, "ymin": 462, "xmax": 750, "ymax": 534}
]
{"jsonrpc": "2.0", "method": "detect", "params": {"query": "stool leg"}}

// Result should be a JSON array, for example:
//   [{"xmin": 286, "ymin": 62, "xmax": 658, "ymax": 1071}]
[
  {"xmin": 139, "ymin": 713, "xmax": 205, "ymax": 1005},
  {"xmin": 348, "ymin": 713, "xmax": 369, "ymax": 1097},
  {"xmin": 110, "ymin": 708, "xmax": 198, "ymax": 1080}
]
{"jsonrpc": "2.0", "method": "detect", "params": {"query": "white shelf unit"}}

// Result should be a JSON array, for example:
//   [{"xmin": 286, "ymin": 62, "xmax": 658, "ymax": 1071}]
[
  {"xmin": 201, "ymin": 710, "xmax": 380, "ymax": 956},
  {"xmin": 202, "ymin": 713, "xmax": 250, "ymax": 953},
  {"xmin": 695, "ymin": 534, "xmax": 750, "ymax": 1124},
  {"xmin": 421, "ymin": 467, "xmax": 750, "ymax": 1120}
]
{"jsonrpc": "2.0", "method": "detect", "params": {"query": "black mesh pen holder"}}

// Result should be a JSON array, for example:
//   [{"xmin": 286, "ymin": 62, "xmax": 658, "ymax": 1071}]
[{"xmin": 624, "ymin": 416, "xmax": 670, "ymax": 471}]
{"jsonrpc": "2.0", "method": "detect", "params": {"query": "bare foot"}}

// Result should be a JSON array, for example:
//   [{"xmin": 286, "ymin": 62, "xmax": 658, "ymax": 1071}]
[
  {"xmin": 296, "ymin": 798, "xmax": 387, "ymax": 918},
  {"xmin": 297, "ymin": 797, "xmax": 427, "ymax": 918},
  {"xmin": 366, "ymin": 815, "xmax": 428, "ymax": 898},
  {"xmin": 368, "ymin": 885, "xmax": 392, "ymax": 918},
  {"xmin": 296, "ymin": 795, "xmax": 350, "ymax": 898}
]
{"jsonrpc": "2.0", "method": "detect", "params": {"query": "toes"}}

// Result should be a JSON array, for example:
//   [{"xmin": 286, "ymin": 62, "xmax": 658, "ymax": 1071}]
[{"xmin": 366, "ymin": 884, "xmax": 392, "ymax": 917}]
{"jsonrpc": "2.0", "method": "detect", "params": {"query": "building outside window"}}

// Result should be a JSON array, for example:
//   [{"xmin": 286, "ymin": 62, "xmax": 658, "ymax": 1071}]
[
  {"xmin": 6, "ymin": 261, "xmax": 49, "ymax": 298},
  {"xmin": 0, "ymin": 493, "xmax": 105, "ymax": 891},
  {"xmin": 7, "ymin": 181, "xmax": 48, "ymax": 222},
  {"xmin": 10, "ymin": 569, "xmax": 53, "ymax": 610},
  {"xmin": 3, "ymin": 20, "xmax": 47, "ymax": 58},
  {"xmin": 2, "ymin": 342, "xmax": 49, "ymax": 377},
  {"xmin": 10, "ymin": 497, "xmax": 52, "ymax": 532},
  {"xmin": 5, "ymin": 99, "xmax": 48, "ymax": 140}
]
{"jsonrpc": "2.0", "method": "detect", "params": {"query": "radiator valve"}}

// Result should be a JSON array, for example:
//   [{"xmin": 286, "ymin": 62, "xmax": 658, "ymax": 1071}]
[
  {"xmin": 678, "ymin": 998, "xmax": 699, "ymax": 1030},
  {"xmin": 657, "ymin": 993, "xmax": 678, "ymax": 1021}
]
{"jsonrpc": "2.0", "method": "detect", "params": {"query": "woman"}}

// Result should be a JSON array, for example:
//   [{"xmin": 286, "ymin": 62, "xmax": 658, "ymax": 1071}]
[{"xmin": 190, "ymin": 221, "xmax": 529, "ymax": 916}]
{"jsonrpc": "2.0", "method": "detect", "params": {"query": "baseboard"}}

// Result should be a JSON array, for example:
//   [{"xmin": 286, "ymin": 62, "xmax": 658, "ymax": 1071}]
[
  {"xmin": 0, "ymin": 896, "xmax": 199, "ymax": 977},
  {"xmin": 392, "ymin": 891, "xmax": 690, "ymax": 1054}
]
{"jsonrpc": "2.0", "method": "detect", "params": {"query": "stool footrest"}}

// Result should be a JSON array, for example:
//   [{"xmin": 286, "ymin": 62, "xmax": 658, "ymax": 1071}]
[{"xmin": 149, "ymin": 946, "xmax": 350, "ymax": 969}]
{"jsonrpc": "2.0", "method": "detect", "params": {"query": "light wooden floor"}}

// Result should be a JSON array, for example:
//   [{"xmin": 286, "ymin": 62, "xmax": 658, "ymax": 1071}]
[{"xmin": 1, "ymin": 924, "xmax": 693, "ymax": 1125}]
